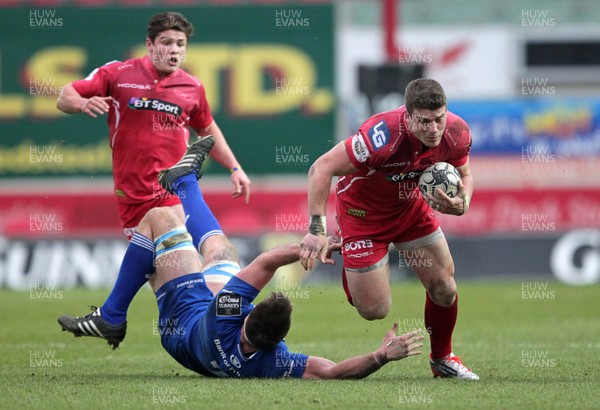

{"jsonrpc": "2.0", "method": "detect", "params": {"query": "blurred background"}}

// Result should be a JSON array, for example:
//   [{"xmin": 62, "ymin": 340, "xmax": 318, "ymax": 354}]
[{"xmin": 0, "ymin": 0, "xmax": 598, "ymax": 290}]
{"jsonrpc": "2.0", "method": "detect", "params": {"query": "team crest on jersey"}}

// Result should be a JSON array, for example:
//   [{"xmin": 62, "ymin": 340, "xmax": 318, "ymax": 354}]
[
  {"xmin": 367, "ymin": 120, "xmax": 390, "ymax": 150},
  {"xmin": 128, "ymin": 97, "xmax": 181, "ymax": 117},
  {"xmin": 216, "ymin": 293, "xmax": 242, "ymax": 316}
]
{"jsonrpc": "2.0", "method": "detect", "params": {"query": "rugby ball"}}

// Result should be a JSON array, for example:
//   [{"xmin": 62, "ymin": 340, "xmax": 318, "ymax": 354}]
[{"xmin": 418, "ymin": 162, "xmax": 461, "ymax": 198}]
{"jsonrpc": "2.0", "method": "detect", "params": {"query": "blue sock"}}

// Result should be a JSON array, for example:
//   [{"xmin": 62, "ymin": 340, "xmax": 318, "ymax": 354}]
[
  {"xmin": 173, "ymin": 174, "xmax": 223, "ymax": 252},
  {"xmin": 101, "ymin": 232, "xmax": 155, "ymax": 325}
]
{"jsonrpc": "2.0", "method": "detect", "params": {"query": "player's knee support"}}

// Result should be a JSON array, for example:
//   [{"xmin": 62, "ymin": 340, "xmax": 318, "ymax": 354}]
[{"xmin": 154, "ymin": 226, "xmax": 195, "ymax": 261}]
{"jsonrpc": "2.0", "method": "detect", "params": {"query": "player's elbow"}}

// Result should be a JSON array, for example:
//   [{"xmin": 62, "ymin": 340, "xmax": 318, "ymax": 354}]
[
  {"xmin": 307, "ymin": 160, "xmax": 320, "ymax": 179},
  {"xmin": 56, "ymin": 95, "xmax": 66, "ymax": 113},
  {"xmin": 308, "ymin": 155, "xmax": 334, "ymax": 183},
  {"xmin": 302, "ymin": 357, "xmax": 337, "ymax": 379},
  {"xmin": 56, "ymin": 84, "xmax": 78, "ymax": 114},
  {"xmin": 200, "ymin": 120, "xmax": 216, "ymax": 135}
]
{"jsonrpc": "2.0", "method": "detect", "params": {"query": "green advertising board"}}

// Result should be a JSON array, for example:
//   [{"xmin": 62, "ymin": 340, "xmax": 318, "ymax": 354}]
[{"xmin": 0, "ymin": 5, "xmax": 334, "ymax": 177}]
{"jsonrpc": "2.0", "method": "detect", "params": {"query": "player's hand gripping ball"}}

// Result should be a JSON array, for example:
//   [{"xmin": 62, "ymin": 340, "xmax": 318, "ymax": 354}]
[{"xmin": 418, "ymin": 162, "xmax": 462, "ymax": 199}]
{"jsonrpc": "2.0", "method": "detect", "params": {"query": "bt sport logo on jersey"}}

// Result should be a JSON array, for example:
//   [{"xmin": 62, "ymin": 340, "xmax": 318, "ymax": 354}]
[{"xmin": 128, "ymin": 97, "xmax": 182, "ymax": 117}]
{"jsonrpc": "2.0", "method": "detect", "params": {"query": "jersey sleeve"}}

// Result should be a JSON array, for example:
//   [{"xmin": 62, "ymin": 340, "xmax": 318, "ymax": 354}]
[
  {"xmin": 344, "ymin": 114, "xmax": 396, "ymax": 170},
  {"xmin": 221, "ymin": 275, "xmax": 260, "ymax": 303},
  {"xmin": 188, "ymin": 82, "xmax": 214, "ymax": 131},
  {"xmin": 445, "ymin": 116, "xmax": 472, "ymax": 168},
  {"xmin": 71, "ymin": 61, "xmax": 119, "ymax": 98},
  {"xmin": 262, "ymin": 344, "xmax": 309, "ymax": 378}
]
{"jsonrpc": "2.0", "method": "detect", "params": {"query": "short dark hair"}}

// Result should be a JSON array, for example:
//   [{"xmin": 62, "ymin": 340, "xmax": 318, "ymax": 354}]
[
  {"xmin": 147, "ymin": 12, "xmax": 194, "ymax": 43},
  {"xmin": 245, "ymin": 292, "xmax": 292, "ymax": 350},
  {"xmin": 404, "ymin": 79, "xmax": 447, "ymax": 113}
]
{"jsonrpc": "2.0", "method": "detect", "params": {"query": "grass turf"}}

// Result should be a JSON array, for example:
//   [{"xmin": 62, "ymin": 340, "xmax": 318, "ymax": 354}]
[{"xmin": 1, "ymin": 281, "xmax": 599, "ymax": 409}]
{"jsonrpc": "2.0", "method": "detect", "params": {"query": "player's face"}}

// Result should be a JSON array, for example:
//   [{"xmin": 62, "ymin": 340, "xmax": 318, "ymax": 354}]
[
  {"xmin": 406, "ymin": 106, "xmax": 447, "ymax": 148},
  {"xmin": 146, "ymin": 29, "xmax": 187, "ymax": 77}
]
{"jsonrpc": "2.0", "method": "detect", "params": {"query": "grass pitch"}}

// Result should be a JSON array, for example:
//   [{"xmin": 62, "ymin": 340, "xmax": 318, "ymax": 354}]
[{"xmin": 1, "ymin": 281, "xmax": 599, "ymax": 409}]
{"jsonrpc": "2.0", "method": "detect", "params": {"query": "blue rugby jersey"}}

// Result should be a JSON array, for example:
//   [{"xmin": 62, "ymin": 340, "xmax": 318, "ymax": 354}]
[{"xmin": 189, "ymin": 276, "xmax": 309, "ymax": 378}]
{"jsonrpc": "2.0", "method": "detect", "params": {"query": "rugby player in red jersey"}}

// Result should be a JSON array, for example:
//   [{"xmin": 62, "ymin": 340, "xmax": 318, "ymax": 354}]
[
  {"xmin": 300, "ymin": 79, "xmax": 479, "ymax": 379},
  {"xmin": 58, "ymin": 12, "xmax": 250, "ymax": 235},
  {"xmin": 56, "ymin": 12, "xmax": 247, "ymax": 327}
]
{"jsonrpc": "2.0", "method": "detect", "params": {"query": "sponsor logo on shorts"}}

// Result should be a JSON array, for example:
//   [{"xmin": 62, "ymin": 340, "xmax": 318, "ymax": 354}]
[
  {"xmin": 346, "ymin": 251, "xmax": 374, "ymax": 259},
  {"xmin": 175, "ymin": 278, "xmax": 204, "ymax": 289},
  {"xmin": 347, "ymin": 208, "xmax": 366, "ymax": 218},
  {"xmin": 386, "ymin": 171, "xmax": 421, "ymax": 182},
  {"xmin": 351, "ymin": 134, "xmax": 370, "ymax": 163},
  {"xmin": 216, "ymin": 293, "xmax": 242, "ymax": 316},
  {"xmin": 344, "ymin": 239, "xmax": 373, "ymax": 252},
  {"xmin": 118, "ymin": 82, "xmax": 151, "ymax": 89},
  {"xmin": 128, "ymin": 97, "xmax": 182, "ymax": 117}
]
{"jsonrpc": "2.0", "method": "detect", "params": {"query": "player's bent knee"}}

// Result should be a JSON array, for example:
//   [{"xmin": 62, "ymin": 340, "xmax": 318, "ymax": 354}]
[
  {"xmin": 344, "ymin": 259, "xmax": 391, "ymax": 320},
  {"xmin": 137, "ymin": 207, "xmax": 165, "ymax": 236},
  {"xmin": 356, "ymin": 306, "xmax": 389, "ymax": 321},
  {"xmin": 138, "ymin": 207, "xmax": 177, "ymax": 234},
  {"xmin": 427, "ymin": 278, "xmax": 457, "ymax": 307},
  {"xmin": 202, "ymin": 235, "xmax": 240, "ymax": 265},
  {"xmin": 144, "ymin": 206, "xmax": 174, "ymax": 222},
  {"xmin": 355, "ymin": 301, "xmax": 391, "ymax": 321}
]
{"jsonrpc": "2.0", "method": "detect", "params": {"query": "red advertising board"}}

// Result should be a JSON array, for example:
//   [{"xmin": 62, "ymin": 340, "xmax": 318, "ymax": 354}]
[{"xmin": 1, "ymin": 184, "xmax": 598, "ymax": 238}]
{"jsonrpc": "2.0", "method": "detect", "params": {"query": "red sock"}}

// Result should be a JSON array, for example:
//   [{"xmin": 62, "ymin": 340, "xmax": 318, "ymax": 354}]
[{"xmin": 425, "ymin": 292, "xmax": 458, "ymax": 361}]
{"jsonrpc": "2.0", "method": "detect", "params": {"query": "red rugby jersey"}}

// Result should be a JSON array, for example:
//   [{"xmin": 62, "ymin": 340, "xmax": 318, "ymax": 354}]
[
  {"xmin": 73, "ymin": 55, "xmax": 214, "ymax": 204},
  {"xmin": 338, "ymin": 105, "xmax": 471, "ymax": 222}
]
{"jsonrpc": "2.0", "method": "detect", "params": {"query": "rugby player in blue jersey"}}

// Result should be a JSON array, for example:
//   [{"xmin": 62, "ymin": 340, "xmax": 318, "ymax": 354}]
[{"xmin": 58, "ymin": 137, "xmax": 423, "ymax": 379}]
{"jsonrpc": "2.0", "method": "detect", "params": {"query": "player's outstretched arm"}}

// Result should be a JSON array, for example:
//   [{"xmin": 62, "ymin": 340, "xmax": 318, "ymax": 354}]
[
  {"xmin": 302, "ymin": 325, "xmax": 424, "ymax": 379},
  {"xmin": 57, "ymin": 83, "xmax": 112, "ymax": 118},
  {"xmin": 235, "ymin": 243, "xmax": 303, "ymax": 291},
  {"xmin": 300, "ymin": 142, "xmax": 357, "ymax": 271}
]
